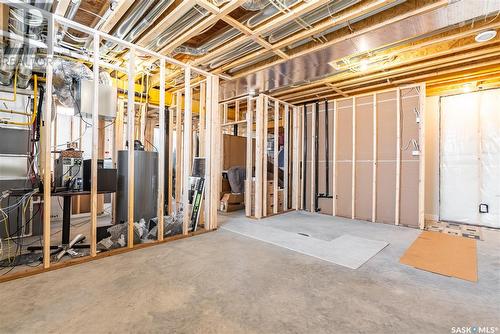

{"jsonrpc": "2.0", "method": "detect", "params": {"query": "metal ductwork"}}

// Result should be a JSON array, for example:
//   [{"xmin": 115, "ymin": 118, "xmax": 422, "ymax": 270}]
[
  {"xmin": 145, "ymin": 5, "xmax": 210, "ymax": 52},
  {"xmin": 173, "ymin": 0, "xmax": 299, "ymax": 58},
  {"xmin": 265, "ymin": 0, "xmax": 362, "ymax": 43},
  {"xmin": 102, "ymin": 0, "xmax": 159, "ymax": 50},
  {"xmin": 52, "ymin": 57, "xmax": 93, "ymax": 107},
  {"xmin": 0, "ymin": 2, "xmax": 29, "ymax": 86},
  {"xmin": 247, "ymin": 0, "xmax": 300, "ymax": 28},
  {"xmin": 111, "ymin": 0, "xmax": 175, "ymax": 52},
  {"xmin": 57, "ymin": 0, "xmax": 82, "ymax": 41},
  {"xmin": 219, "ymin": 0, "xmax": 500, "ymax": 100},
  {"xmin": 179, "ymin": 0, "xmax": 363, "ymax": 68},
  {"xmin": 241, "ymin": 0, "xmax": 269, "ymax": 11}
]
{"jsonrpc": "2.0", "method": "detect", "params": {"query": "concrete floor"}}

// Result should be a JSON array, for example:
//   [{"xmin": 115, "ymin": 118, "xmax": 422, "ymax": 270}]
[{"xmin": 0, "ymin": 211, "xmax": 499, "ymax": 333}]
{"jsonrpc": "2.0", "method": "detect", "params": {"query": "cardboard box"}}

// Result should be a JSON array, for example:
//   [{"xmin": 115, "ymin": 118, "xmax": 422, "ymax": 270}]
[
  {"xmin": 220, "ymin": 202, "xmax": 245, "ymax": 212},
  {"xmin": 222, "ymin": 178, "xmax": 231, "ymax": 192},
  {"xmin": 221, "ymin": 193, "xmax": 244, "ymax": 204}
]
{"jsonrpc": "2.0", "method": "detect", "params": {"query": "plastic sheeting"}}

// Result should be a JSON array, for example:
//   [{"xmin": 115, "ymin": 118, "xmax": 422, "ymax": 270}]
[{"xmin": 440, "ymin": 89, "xmax": 500, "ymax": 228}]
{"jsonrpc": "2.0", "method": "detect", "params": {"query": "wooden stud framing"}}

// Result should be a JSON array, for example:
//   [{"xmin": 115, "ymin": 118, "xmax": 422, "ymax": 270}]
[
  {"xmin": 210, "ymin": 75, "xmax": 220, "ymax": 229},
  {"xmin": 300, "ymin": 105, "xmax": 306, "ymax": 210},
  {"xmin": 204, "ymin": 77, "xmax": 213, "ymax": 229},
  {"xmin": 351, "ymin": 97, "xmax": 356, "ymax": 219},
  {"xmin": 263, "ymin": 95, "xmax": 269, "ymax": 217},
  {"xmin": 157, "ymin": 59, "xmax": 166, "ymax": 240},
  {"xmin": 371, "ymin": 94, "xmax": 377, "ymax": 223},
  {"xmin": 395, "ymin": 88, "xmax": 401, "ymax": 225},
  {"xmin": 292, "ymin": 106, "xmax": 300, "ymax": 210},
  {"xmin": 90, "ymin": 33, "xmax": 100, "ymax": 256},
  {"xmin": 332, "ymin": 100, "xmax": 337, "ymax": 216},
  {"xmin": 167, "ymin": 99, "xmax": 174, "ymax": 216},
  {"xmin": 245, "ymin": 96, "xmax": 254, "ymax": 217},
  {"xmin": 175, "ymin": 91, "xmax": 183, "ymax": 207},
  {"xmin": 418, "ymin": 83, "xmax": 426, "ymax": 229},
  {"xmin": 182, "ymin": 66, "xmax": 192, "ymax": 235},
  {"xmin": 284, "ymin": 105, "xmax": 289, "ymax": 211},
  {"xmin": 255, "ymin": 95, "xmax": 264, "ymax": 219},
  {"xmin": 42, "ymin": 15, "xmax": 54, "ymax": 268},
  {"xmin": 2, "ymin": 1, "xmax": 218, "ymax": 282},
  {"xmin": 127, "ymin": 50, "xmax": 136, "ymax": 248},
  {"xmin": 113, "ymin": 99, "xmax": 125, "ymax": 222},
  {"xmin": 310, "ymin": 103, "xmax": 316, "ymax": 212},
  {"xmin": 273, "ymin": 100, "xmax": 279, "ymax": 214}
]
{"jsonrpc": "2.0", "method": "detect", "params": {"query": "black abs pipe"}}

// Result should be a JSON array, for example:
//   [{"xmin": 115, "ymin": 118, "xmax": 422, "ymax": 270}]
[
  {"xmin": 302, "ymin": 103, "xmax": 307, "ymax": 210},
  {"xmin": 317, "ymin": 100, "xmax": 333, "ymax": 200},
  {"xmin": 324, "ymin": 100, "xmax": 329, "ymax": 195},
  {"xmin": 314, "ymin": 102, "xmax": 319, "ymax": 212}
]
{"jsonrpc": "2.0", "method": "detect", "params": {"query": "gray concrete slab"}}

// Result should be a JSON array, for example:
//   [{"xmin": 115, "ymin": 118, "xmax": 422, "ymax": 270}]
[{"xmin": 0, "ymin": 211, "xmax": 499, "ymax": 334}]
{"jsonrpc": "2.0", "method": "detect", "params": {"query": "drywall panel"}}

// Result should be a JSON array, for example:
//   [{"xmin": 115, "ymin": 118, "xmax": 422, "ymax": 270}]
[
  {"xmin": 376, "ymin": 161, "xmax": 396, "ymax": 224},
  {"xmin": 336, "ymin": 162, "xmax": 352, "ymax": 218}
]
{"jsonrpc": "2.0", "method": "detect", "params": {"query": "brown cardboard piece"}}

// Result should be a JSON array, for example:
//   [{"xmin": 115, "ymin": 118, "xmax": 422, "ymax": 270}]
[{"xmin": 400, "ymin": 231, "xmax": 477, "ymax": 282}]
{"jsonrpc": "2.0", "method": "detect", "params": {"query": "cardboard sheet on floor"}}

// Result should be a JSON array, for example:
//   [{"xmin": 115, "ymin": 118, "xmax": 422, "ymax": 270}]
[
  {"xmin": 400, "ymin": 231, "xmax": 477, "ymax": 282},
  {"xmin": 222, "ymin": 221, "xmax": 388, "ymax": 269}
]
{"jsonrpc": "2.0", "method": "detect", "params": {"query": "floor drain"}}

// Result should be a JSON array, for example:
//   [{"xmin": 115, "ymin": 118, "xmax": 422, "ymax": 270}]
[{"xmin": 298, "ymin": 232, "xmax": 310, "ymax": 237}]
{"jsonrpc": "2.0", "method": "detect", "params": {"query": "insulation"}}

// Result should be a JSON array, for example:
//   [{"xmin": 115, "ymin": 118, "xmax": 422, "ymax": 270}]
[
  {"xmin": 376, "ymin": 91, "xmax": 397, "ymax": 224},
  {"xmin": 354, "ymin": 95, "xmax": 373, "ymax": 221},
  {"xmin": 335, "ymin": 98, "xmax": 353, "ymax": 218},
  {"xmin": 440, "ymin": 89, "xmax": 500, "ymax": 228},
  {"xmin": 399, "ymin": 89, "xmax": 421, "ymax": 227}
]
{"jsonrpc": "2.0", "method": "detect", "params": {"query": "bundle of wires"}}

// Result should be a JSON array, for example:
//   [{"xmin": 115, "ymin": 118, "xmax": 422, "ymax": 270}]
[{"xmin": 0, "ymin": 190, "xmax": 39, "ymax": 275}]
